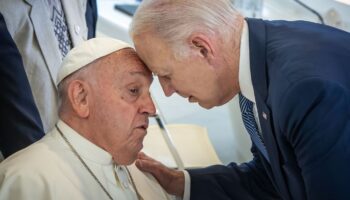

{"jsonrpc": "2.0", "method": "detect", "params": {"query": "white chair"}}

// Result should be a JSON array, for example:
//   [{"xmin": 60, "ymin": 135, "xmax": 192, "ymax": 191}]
[{"xmin": 143, "ymin": 124, "xmax": 222, "ymax": 169}]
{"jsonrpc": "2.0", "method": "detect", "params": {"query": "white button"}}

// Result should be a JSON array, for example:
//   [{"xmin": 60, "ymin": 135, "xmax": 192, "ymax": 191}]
[
  {"xmin": 123, "ymin": 182, "xmax": 129, "ymax": 189},
  {"xmin": 262, "ymin": 112, "xmax": 267, "ymax": 120},
  {"xmin": 74, "ymin": 25, "xmax": 80, "ymax": 35}
]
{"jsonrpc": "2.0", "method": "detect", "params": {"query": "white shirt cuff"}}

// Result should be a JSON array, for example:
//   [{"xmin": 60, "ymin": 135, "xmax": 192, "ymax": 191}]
[
  {"xmin": 182, "ymin": 170, "xmax": 191, "ymax": 200},
  {"xmin": 174, "ymin": 170, "xmax": 190, "ymax": 200}
]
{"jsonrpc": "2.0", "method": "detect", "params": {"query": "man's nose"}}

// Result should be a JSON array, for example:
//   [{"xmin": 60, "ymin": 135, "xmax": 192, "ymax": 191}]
[
  {"xmin": 140, "ymin": 93, "xmax": 156, "ymax": 116},
  {"xmin": 159, "ymin": 78, "xmax": 175, "ymax": 97}
]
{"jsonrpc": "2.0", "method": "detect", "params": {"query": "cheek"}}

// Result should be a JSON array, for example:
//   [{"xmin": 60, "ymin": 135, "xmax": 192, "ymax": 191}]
[
  {"xmin": 102, "ymin": 95, "xmax": 136, "ymax": 128},
  {"xmin": 113, "ymin": 129, "xmax": 146, "ymax": 165},
  {"xmin": 194, "ymin": 74, "xmax": 221, "ymax": 101},
  {"xmin": 173, "ymin": 74, "xmax": 195, "ymax": 92},
  {"xmin": 95, "ymin": 104, "xmax": 137, "ymax": 148},
  {"xmin": 110, "ymin": 103, "xmax": 142, "ymax": 135},
  {"xmin": 109, "ymin": 109, "xmax": 135, "ymax": 134}
]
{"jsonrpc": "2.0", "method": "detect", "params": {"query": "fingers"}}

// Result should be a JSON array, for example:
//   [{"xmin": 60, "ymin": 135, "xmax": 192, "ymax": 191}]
[
  {"xmin": 137, "ymin": 152, "xmax": 156, "ymax": 162},
  {"xmin": 136, "ymin": 152, "xmax": 166, "ymax": 173},
  {"xmin": 135, "ymin": 152, "xmax": 185, "ymax": 196},
  {"xmin": 135, "ymin": 157, "xmax": 156, "ymax": 173},
  {"xmin": 135, "ymin": 153, "xmax": 171, "ymax": 189}
]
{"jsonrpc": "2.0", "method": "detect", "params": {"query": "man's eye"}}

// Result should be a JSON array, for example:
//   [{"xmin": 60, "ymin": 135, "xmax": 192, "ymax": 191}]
[
  {"xmin": 162, "ymin": 75, "xmax": 171, "ymax": 80},
  {"xmin": 129, "ymin": 88, "xmax": 139, "ymax": 95}
]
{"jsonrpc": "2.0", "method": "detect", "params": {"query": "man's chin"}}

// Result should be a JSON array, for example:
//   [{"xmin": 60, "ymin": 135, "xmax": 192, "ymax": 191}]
[{"xmin": 113, "ymin": 153, "xmax": 138, "ymax": 166}]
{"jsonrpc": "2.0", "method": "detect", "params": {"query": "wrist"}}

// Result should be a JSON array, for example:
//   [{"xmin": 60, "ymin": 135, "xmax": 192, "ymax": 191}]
[{"xmin": 170, "ymin": 170, "xmax": 185, "ymax": 196}]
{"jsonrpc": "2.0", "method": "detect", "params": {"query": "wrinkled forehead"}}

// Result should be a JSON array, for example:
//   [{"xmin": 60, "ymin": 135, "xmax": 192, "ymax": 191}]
[
  {"xmin": 101, "ymin": 49, "xmax": 153, "ymax": 83},
  {"xmin": 122, "ymin": 63, "xmax": 153, "ymax": 82}
]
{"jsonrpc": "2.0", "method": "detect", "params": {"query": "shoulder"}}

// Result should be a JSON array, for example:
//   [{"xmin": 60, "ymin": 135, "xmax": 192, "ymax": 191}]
[
  {"xmin": 0, "ymin": 132, "xmax": 70, "ymax": 199},
  {"xmin": 0, "ymin": 139, "xmax": 57, "ymax": 199},
  {"xmin": 273, "ymin": 77, "xmax": 350, "ymax": 139},
  {"xmin": 0, "ymin": 132, "xmax": 63, "ymax": 176},
  {"xmin": 0, "ymin": 0, "xmax": 31, "ymax": 34}
]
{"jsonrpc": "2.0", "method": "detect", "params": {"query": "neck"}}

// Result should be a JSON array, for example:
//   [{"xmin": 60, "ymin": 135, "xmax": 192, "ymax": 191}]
[
  {"xmin": 219, "ymin": 17, "xmax": 244, "ymax": 103},
  {"xmin": 60, "ymin": 113, "xmax": 101, "ymax": 149}
]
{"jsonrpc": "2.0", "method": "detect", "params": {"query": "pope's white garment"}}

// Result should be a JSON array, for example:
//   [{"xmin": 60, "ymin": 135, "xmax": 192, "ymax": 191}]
[{"xmin": 0, "ymin": 120, "xmax": 172, "ymax": 200}]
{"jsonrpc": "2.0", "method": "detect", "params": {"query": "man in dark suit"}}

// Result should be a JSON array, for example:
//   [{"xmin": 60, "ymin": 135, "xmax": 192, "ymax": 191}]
[
  {"xmin": 0, "ymin": 13, "xmax": 44, "ymax": 158},
  {"xmin": 128, "ymin": 0, "xmax": 350, "ymax": 199}
]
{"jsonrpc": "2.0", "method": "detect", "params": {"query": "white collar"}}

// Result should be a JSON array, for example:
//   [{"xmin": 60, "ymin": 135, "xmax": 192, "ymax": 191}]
[
  {"xmin": 238, "ymin": 20, "xmax": 256, "ymax": 103},
  {"xmin": 56, "ymin": 119, "xmax": 113, "ymax": 165}
]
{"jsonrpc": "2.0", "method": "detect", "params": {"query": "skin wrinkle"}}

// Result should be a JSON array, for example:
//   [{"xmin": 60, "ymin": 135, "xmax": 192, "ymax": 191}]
[
  {"xmin": 134, "ymin": 27, "xmax": 241, "ymax": 109},
  {"xmin": 60, "ymin": 48, "xmax": 156, "ymax": 165}
]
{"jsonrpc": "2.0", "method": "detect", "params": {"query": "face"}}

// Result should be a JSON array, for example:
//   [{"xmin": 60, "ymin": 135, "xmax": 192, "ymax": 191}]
[
  {"xmin": 88, "ymin": 49, "xmax": 156, "ymax": 165},
  {"xmin": 134, "ymin": 34, "xmax": 232, "ymax": 109}
]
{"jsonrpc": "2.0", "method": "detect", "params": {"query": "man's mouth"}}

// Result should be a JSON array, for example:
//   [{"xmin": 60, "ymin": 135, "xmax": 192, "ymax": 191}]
[{"xmin": 136, "ymin": 123, "xmax": 148, "ymax": 130}]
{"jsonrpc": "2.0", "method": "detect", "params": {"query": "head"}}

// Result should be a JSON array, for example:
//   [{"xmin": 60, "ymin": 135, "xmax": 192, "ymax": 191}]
[
  {"xmin": 58, "ymin": 38, "xmax": 156, "ymax": 165},
  {"xmin": 130, "ymin": 0, "xmax": 244, "ymax": 109}
]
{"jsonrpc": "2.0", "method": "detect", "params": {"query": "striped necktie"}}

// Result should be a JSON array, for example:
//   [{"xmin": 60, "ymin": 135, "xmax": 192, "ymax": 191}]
[{"xmin": 239, "ymin": 93, "xmax": 270, "ymax": 162}]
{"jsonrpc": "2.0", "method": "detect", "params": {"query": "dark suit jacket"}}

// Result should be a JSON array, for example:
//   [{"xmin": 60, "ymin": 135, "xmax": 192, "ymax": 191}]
[
  {"xmin": 189, "ymin": 19, "xmax": 350, "ymax": 200},
  {"xmin": 0, "ymin": 13, "xmax": 44, "ymax": 157},
  {"xmin": 86, "ymin": 0, "xmax": 98, "ymax": 38}
]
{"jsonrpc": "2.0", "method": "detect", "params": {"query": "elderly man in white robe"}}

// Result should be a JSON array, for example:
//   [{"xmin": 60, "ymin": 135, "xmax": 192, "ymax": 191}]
[{"xmin": 0, "ymin": 38, "xmax": 178, "ymax": 200}]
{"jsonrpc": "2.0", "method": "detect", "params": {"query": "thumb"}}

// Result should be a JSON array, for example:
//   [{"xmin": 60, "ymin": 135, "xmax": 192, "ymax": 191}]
[
  {"xmin": 135, "ymin": 152, "xmax": 164, "ymax": 176},
  {"xmin": 135, "ymin": 157, "xmax": 157, "ymax": 174}
]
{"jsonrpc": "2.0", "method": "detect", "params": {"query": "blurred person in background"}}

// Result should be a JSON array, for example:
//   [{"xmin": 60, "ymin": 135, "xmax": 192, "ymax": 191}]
[
  {"xmin": 0, "ymin": 0, "xmax": 97, "ymax": 158},
  {"xmin": 0, "ymin": 12, "xmax": 44, "ymax": 160}
]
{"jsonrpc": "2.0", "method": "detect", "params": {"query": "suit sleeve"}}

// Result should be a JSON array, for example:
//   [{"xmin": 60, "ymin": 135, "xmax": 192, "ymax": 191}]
[
  {"xmin": 278, "ymin": 78, "xmax": 350, "ymax": 200},
  {"xmin": 188, "ymin": 145, "xmax": 281, "ymax": 200},
  {"xmin": 0, "ymin": 12, "xmax": 44, "ymax": 157}
]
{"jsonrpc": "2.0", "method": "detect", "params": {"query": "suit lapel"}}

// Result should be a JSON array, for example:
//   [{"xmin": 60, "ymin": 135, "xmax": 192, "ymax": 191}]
[
  {"xmin": 246, "ymin": 18, "xmax": 291, "ymax": 200},
  {"xmin": 25, "ymin": 0, "xmax": 61, "ymax": 87}
]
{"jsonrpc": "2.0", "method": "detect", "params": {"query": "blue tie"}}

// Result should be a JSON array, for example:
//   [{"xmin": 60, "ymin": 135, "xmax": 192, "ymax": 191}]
[{"xmin": 239, "ymin": 93, "xmax": 270, "ymax": 162}]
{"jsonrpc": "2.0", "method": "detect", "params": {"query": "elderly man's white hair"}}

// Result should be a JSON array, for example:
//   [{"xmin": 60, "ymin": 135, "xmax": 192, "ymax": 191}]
[{"xmin": 129, "ymin": 0, "xmax": 241, "ymax": 58}]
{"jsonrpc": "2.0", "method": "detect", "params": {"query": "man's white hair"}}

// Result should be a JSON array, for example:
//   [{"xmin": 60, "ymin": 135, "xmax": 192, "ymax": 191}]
[
  {"xmin": 129, "ymin": 0, "xmax": 241, "ymax": 58},
  {"xmin": 57, "ymin": 61, "xmax": 97, "ymax": 115}
]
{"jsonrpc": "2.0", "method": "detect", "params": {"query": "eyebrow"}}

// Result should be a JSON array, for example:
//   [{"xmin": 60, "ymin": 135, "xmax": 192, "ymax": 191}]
[
  {"xmin": 128, "ymin": 71, "xmax": 154, "ymax": 81},
  {"xmin": 129, "ymin": 71, "xmax": 149, "ymax": 77}
]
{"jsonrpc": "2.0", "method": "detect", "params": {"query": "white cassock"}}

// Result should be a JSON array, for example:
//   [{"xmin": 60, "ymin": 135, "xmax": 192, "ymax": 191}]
[{"xmin": 0, "ymin": 120, "xmax": 174, "ymax": 200}]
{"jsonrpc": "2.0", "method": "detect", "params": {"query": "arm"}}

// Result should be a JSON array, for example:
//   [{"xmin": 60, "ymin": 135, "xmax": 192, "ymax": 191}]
[
  {"xmin": 136, "ymin": 148, "xmax": 280, "ymax": 200},
  {"xmin": 188, "ymin": 145, "xmax": 281, "ymax": 200},
  {"xmin": 278, "ymin": 78, "xmax": 350, "ymax": 199},
  {"xmin": 0, "ymin": 12, "xmax": 44, "ymax": 157}
]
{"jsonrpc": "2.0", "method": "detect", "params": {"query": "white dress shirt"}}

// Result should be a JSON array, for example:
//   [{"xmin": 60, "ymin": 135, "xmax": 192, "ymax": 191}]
[{"xmin": 238, "ymin": 20, "xmax": 262, "ymax": 132}]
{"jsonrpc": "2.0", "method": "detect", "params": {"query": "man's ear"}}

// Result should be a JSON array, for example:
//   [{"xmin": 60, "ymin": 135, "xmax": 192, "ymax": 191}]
[
  {"xmin": 67, "ymin": 80, "xmax": 90, "ymax": 118},
  {"xmin": 189, "ymin": 33, "xmax": 215, "ymax": 60}
]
